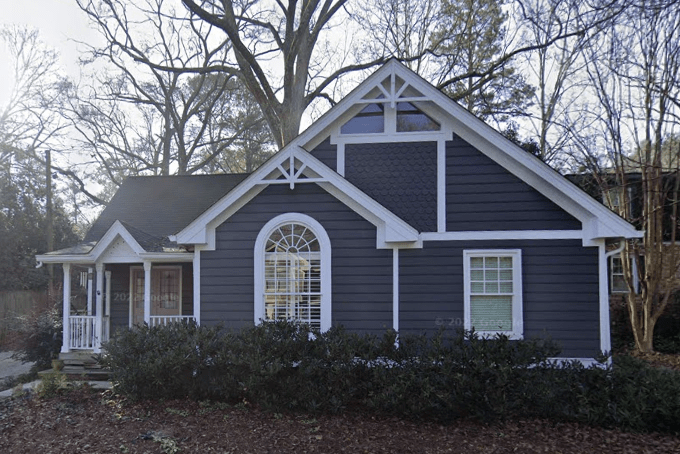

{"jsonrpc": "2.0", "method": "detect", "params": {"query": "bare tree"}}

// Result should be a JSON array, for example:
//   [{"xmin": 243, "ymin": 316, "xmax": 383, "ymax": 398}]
[
  {"xmin": 353, "ymin": 0, "xmax": 440, "ymax": 74},
  {"xmin": 571, "ymin": 0, "xmax": 680, "ymax": 352},
  {"xmin": 68, "ymin": 0, "xmax": 273, "ymax": 198},
  {"xmin": 521, "ymin": 0, "xmax": 592, "ymax": 166},
  {"xmin": 0, "ymin": 25, "xmax": 69, "ymax": 168},
  {"xmin": 180, "ymin": 0, "xmax": 385, "ymax": 148}
]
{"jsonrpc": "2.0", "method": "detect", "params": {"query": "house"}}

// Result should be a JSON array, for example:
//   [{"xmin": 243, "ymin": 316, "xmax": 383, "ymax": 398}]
[{"xmin": 37, "ymin": 60, "xmax": 642, "ymax": 363}]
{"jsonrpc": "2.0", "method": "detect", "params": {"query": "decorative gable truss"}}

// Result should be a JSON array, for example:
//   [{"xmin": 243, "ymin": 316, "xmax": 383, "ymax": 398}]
[
  {"xmin": 297, "ymin": 59, "xmax": 641, "ymax": 246},
  {"xmin": 173, "ymin": 146, "xmax": 421, "ymax": 250}
]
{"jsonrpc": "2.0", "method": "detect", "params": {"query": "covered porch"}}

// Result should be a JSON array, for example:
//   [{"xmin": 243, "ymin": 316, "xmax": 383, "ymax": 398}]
[
  {"xmin": 60, "ymin": 260, "xmax": 197, "ymax": 353},
  {"xmin": 37, "ymin": 220, "xmax": 199, "ymax": 354}
]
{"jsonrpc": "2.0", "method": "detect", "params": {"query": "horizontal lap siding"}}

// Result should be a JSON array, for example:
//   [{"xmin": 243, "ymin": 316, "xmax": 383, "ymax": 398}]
[
  {"xmin": 446, "ymin": 137, "xmax": 581, "ymax": 231},
  {"xmin": 108, "ymin": 264, "xmax": 131, "ymax": 334},
  {"xmin": 201, "ymin": 184, "xmax": 392, "ymax": 335},
  {"xmin": 310, "ymin": 138, "xmax": 337, "ymax": 171},
  {"xmin": 400, "ymin": 240, "xmax": 601, "ymax": 358}
]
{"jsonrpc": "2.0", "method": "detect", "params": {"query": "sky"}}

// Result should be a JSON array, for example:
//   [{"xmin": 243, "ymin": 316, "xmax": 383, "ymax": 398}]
[{"xmin": 0, "ymin": 0, "xmax": 101, "ymax": 103}]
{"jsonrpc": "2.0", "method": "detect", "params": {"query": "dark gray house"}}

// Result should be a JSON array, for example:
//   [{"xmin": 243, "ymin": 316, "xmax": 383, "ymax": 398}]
[{"xmin": 38, "ymin": 60, "xmax": 641, "ymax": 363}]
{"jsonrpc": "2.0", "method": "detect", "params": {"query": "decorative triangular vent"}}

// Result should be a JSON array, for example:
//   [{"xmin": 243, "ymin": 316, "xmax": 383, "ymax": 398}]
[{"xmin": 260, "ymin": 151, "xmax": 325, "ymax": 189}]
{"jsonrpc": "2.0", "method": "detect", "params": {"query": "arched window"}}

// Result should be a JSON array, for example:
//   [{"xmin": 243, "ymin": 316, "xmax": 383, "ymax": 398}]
[{"xmin": 254, "ymin": 214, "xmax": 331, "ymax": 331}]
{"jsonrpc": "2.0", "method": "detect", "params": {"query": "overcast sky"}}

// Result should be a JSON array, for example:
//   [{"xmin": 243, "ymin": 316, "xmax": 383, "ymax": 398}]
[{"xmin": 0, "ymin": 0, "xmax": 101, "ymax": 101}]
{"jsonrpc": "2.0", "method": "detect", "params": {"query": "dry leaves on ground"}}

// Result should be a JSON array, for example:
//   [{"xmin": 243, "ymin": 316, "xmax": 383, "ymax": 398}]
[{"xmin": 1, "ymin": 386, "xmax": 679, "ymax": 454}]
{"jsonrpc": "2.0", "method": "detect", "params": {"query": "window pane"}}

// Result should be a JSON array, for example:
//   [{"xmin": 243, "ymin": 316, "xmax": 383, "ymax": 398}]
[
  {"xmin": 471, "ymin": 295, "xmax": 512, "ymax": 331},
  {"xmin": 341, "ymin": 104, "xmax": 384, "ymax": 134},
  {"xmin": 470, "ymin": 257, "xmax": 484, "ymax": 269},
  {"xmin": 485, "ymin": 269, "xmax": 498, "ymax": 280},
  {"xmin": 499, "ymin": 257, "xmax": 513, "ymax": 269},
  {"xmin": 485, "ymin": 282, "xmax": 499, "ymax": 293},
  {"xmin": 396, "ymin": 102, "xmax": 440, "ymax": 132}
]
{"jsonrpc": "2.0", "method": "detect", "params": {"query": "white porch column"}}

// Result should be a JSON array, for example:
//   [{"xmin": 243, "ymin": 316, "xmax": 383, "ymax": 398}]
[
  {"xmin": 87, "ymin": 267, "xmax": 93, "ymax": 315},
  {"xmin": 143, "ymin": 261, "xmax": 152, "ymax": 325},
  {"xmin": 105, "ymin": 270, "xmax": 112, "ymax": 342},
  {"xmin": 95, "ymin": 264, "xmax": 104, "ymax": 353},
  {"xmin": 61, "ymin": 263, "xmax": 71, "ymax": 353},
  {"xmin": 193, "ymin": 249, "xmax": 201, "ymax": 325}
]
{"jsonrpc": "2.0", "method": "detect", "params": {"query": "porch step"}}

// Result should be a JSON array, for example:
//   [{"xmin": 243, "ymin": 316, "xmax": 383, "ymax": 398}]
[
  {"xmin": 38, "ymin": 368, "xmax": 112, "ymax": 381},
  {"xmin": 54, "ymin": 351, "xmax": 111, "ymax": 380}
]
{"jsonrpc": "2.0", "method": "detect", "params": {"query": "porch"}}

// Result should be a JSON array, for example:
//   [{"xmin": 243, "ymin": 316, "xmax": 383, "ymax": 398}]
[{"xmin": 60, "ymin": 261, "xmax": 197, "ymax": 353}]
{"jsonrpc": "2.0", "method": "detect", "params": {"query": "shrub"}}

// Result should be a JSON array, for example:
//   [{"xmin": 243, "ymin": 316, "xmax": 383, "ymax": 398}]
[
  {"xmin": 101, "ymin": 320, "xmax": 225, "ymax": 400},
  {"xmin": 10, "ymin": 299, "xmax": 62, "ymax": 369},
  {"xmin": 102, "ymin": 321, "xmax": 680, "ymax": 433}
]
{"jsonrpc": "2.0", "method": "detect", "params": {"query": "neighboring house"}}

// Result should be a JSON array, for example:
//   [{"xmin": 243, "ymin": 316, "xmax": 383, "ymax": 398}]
[{"xmin": 37, "ymin": 60, "xmax": 641, "ymax": 363}]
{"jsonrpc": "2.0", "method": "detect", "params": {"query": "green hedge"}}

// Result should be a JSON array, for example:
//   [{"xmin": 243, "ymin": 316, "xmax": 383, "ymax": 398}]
[{"xmin": 101, "ymin": 321, "xmax": 680, "ymax": 433}]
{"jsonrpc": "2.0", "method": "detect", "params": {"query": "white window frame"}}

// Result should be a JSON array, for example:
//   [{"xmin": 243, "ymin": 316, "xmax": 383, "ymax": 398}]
[
  {"xmin": 609, "ymin": 255, "xmax": 638, "ymax": 294},
  {"xmin": 253, "ymin": 213, "xmax": 332, "ymax": 332},
  {"xmin": 463, "ymin": 249, "xmax": 523, "ymax": 339}
]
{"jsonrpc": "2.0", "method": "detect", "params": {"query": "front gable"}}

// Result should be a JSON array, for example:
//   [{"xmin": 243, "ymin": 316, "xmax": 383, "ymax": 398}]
[{"xmin": 174, "ymin": 146, "xmax": 421, "ymax": 250}]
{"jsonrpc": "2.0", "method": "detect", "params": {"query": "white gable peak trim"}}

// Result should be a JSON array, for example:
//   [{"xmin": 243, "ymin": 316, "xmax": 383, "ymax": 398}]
[
  {"xmin": 175, "ymin": 146, "xmax": 421, "ymax": 250},
  {"xmin": 295, "ymin": 59, "xmax": 640, "ymax": 243},
  {"xmin": 88, "ymin": 221, "xmax": 146, "ymax": 262}
]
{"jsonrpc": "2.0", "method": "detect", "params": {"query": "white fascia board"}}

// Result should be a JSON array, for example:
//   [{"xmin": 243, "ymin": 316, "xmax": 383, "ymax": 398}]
[
  {"xmin": 89, "ymin": 220, "xmax": 146, "ymax": 260},
  {"xmin": 174, "ymin": 151, "xmax": 287, "ymax": 245},
  {"xmin": 138, "ymin": 252, "xmax": 194, "ymax": 262},
  {"xmin": 35, "ymin": 254, "xmax": 95, "ymax": 264},
  {"xmin": 297, "ymin": 60, "xmax": 406, "ymax": 150}
]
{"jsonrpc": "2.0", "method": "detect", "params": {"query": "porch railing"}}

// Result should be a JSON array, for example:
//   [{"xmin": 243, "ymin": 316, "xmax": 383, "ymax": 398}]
[
  {"xmin": 69, "ymin": 316, "xmax": 97, "ymax": 350},
  {"xmin": 149, "ymin": 315, "xmax": 196, "ymax": 327}
]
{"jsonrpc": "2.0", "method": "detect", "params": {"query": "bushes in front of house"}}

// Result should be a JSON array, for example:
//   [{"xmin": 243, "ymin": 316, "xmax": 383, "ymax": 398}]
[{"xmin": 101, "ymin": 320, "xmax": 680, "ymax": 433}]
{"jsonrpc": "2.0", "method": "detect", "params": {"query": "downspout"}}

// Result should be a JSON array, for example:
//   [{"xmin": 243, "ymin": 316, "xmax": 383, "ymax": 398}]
[{"xmin": 605, "ymin": 239, "xmax": 626, "ymax": 259}]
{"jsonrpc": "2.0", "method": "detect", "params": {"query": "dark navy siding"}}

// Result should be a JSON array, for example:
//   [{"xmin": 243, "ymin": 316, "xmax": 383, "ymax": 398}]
[
  {"xmin": 201, "ymin": 183, "xmax": 393, "ymax": 335},
  {"xmin": 446, "ymin": 136, "xmax": 581, "ymax": 231},
  {"xmin": 108, "ymin": 264, "xmax": 131, "ymax": 334},
  {"xmin": 310, "ymin": 138, "xmax": 337, "ymax": 171},
  {"xmin": 345, "ymin": 142, "xmax": 437, "ymax": 232},
  {"xmin": 399, "ymin": 240, "xmax": 601, "ymax": 358}
]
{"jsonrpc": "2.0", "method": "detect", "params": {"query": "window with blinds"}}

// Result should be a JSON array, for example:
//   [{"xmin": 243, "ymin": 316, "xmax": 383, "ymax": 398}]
[
  {"xmin": 464, "ymin": 250, "xmax": 523, "ymax": 338},
  {"xmin": 263, "ymin": 223, "xmax": 322, "ymax": 329}
]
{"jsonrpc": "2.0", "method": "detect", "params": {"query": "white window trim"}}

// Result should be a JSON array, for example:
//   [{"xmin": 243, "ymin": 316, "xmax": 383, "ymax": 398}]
[
  {"xmin": 253, "ymin": 213, "xmax": 332, "ymax": 332},
  {"xmin": 463, "ymin": 249, "xmax": 523, "ymax": 340}
]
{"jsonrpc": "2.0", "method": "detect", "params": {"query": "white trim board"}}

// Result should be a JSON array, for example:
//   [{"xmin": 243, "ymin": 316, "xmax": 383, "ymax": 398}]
[{"xmin": 420, "ymin": 230, "xmax": 585, "ymax": 242}]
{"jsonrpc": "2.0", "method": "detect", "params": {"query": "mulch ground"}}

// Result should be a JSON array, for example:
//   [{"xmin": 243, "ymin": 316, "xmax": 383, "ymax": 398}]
[{"xmin": 1, "ymin": 385, "xmax": 679, "ymax": 454}]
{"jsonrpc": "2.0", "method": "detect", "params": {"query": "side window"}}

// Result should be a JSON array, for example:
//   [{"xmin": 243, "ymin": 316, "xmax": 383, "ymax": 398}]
[{"xmin": 463, "ymin": 250, "xmax": 523, "ymax": 339}]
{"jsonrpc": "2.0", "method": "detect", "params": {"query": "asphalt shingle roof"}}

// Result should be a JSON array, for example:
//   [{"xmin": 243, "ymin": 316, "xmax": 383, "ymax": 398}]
[{"xmin": 84, "ymin": 173, "xmax": 250, "ymax": 245}]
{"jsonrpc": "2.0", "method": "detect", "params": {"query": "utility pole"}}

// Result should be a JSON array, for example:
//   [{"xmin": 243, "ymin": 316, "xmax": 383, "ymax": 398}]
[{"xmin": 45, "ymin": 149, "xmax": 54, "ymax": 296}]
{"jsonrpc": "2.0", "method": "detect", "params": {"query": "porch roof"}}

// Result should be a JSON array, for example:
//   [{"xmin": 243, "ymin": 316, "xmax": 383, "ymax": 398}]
[{"xmin": 85, "ymin": 173, "xmax": 250, "ymax": 243}]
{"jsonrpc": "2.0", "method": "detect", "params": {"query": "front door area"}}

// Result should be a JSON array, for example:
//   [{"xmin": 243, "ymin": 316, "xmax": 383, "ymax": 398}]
[{"xmin": 131, "ymin": 266, "xmax": 182, "ymax": 325}]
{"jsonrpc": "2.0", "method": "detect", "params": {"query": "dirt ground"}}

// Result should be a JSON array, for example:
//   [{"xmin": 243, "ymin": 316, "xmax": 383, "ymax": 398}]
[{"xmin": 1, "ymin": 385, "xmax": 679, "ymax": 454}]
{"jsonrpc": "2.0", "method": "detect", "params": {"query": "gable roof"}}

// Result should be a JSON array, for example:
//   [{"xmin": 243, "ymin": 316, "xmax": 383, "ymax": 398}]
[
  {"xmin": 85, "ymin": 173, "xmax": 249, "ymax": 243},
  {"xmin": 295, "ymin": 59, "xmax": 641, "ymax": 244},
  {"xmin": 173, "ymin": 146, "xmax": 421, "ymax": 249},
  {"xmin": 172, "ymin": 60, "xmax": 640, "ymax": 248}
]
